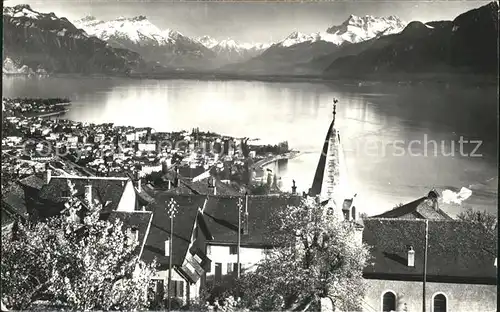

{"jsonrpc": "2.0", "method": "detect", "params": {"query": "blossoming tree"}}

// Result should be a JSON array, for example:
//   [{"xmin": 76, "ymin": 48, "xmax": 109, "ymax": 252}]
[
  {"xmin": 1, "ymin": 181, "xmax": 156, "ymax": 310},
  {"xmin": 238, "ymin": 197, "xmax": 370, "ymax": 311}
]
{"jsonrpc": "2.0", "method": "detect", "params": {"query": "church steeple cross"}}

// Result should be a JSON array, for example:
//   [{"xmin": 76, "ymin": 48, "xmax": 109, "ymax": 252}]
[{"xmin": 332, "ymin": 98, "xmax": 338, "ymax": 124}]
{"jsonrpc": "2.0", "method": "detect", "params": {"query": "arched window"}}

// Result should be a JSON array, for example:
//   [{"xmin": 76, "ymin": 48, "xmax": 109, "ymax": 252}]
[
  {"xmin": 351, "ymin": 206, "xmax": 356, "ymax": 220},
  {"xmin": 432, "ymin": 293, "xmax": 447, "ymax": 312},
  {"xmin": 382, "ymin": 291, "xmax": 396, "ymax": 312}
]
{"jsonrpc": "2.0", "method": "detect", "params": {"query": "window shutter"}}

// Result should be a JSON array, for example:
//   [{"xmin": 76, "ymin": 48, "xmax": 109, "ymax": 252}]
[
  {"xmin": 169, "ymin": 281, "xmax": 175, "ymax": 297},
  {"xmin": 177, "ymin": 281, "xmax": 184, "ymax": 298}
]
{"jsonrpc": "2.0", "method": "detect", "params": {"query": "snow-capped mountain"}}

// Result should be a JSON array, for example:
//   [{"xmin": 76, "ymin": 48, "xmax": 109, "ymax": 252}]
[
  {"xmin": 74, "ymin": 15, "xmax": 215, "ymax": 69},
  {"xmin": 275, "ymin": 15, "xmax": 406, "ymax": 48},
  {"xmin": 325, "ymin": 15, "xmax": 406, "ymax": 43},
  {"xmin": 324, "ymin": 2, "xmax": 499, "ymax": 76},
  {"xmin": 223, "ymin": 14, "xmax": 406, "ymax": 74},
  {"xmin": 197, "ymin": 35, "xmax": 219, "ymax": 49},
  {"xmin": 196, "ymin": 36, "xmax": 271, "ymax": 64},
  {"xmin": 3, "ymin": 5, "xmax": 144, "ymax": 74}
]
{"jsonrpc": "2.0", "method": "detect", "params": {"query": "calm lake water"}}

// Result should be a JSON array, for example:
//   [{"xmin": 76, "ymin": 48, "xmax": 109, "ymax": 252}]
[{"xmin": 3, "ymin": 76, "xmax": 498, "ymax": 216}]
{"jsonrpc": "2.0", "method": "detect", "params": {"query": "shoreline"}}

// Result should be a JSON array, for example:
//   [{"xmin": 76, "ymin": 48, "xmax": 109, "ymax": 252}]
[{"xmin": 36, "ymin": 71, "xmax": 498, "ymax": 86}]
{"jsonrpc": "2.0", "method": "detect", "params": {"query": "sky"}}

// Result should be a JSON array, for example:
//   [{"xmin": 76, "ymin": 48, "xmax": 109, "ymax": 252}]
[{"xmin": 4, "ymin": 0, "xmax": 492, "ymax": 42}]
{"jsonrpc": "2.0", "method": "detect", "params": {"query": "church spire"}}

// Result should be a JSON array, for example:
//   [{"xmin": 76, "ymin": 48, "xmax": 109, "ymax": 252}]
[{"xmin": 309, "ymin": 98, "xmax": 340, "ymax": 197}]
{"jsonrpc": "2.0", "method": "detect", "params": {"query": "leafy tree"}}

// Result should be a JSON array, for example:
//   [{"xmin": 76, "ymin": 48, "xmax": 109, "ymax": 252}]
[
  {"xmin": 456, "ymin": 207, "xmax": 497, "ymax": 234},
  {"xmin": 238, "ymin": 198, "xmax": 370, "ymax": 311},
  {"xmin": 1, "ymin": 181, "xmax": 156, "ymax": 310}
]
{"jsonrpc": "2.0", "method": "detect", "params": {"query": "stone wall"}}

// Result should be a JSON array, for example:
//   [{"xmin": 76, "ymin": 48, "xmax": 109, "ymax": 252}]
[{"xmin": 363, "ymin": 278, "xmax": 497, "ymax": 312}]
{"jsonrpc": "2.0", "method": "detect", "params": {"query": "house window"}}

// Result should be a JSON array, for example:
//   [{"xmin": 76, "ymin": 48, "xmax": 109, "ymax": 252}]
[
  {"xmin": 227, "ymin": 263, "xmax": 234, "ymax": 273},
  {"xmin": 433, "ymin": 293, "xmax": 447, "ymax": 312},
  {"xmin": 351, "ymin": 206, "xmax": 356, "ymax": 220},
  {"xmin": 382, "ymin": 291, "xmax": 396, "ymax": 312},
  {"xmin": 185, "ymin": 262, "xmax": 195, "ymax": 273},
  {"xmin": 170, "ymin": 280, "xmax": 184, "ymax": 298},
  {"xmin": 193, "ymin": 254, "xmax": 202, "ymax": 264},
  {"xmin": 229, "ymin": 245, "xmax": 238, "ymax": 255},
  {"xmin": 215, "ymin": 263, "xmax": 222, "ymax": 282}
]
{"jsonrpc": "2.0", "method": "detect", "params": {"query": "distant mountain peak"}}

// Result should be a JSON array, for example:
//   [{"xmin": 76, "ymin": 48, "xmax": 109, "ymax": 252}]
[
  {"xmin": 12, "ymin": 4, "xmax": 33, "ymax": 11},
  {"xmin": 3, "ymin": 4, "xmax": 41, "ymax": 19},
  {"xmin": 326, "ymin": 14, "xmax": 406, "ymax": 43}
]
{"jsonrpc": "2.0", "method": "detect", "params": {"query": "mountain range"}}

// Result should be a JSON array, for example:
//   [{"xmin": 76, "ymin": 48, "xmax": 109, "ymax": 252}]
[
  {"xmin": 196, "ymin": 36, "xmax": 271, "ymax": 65},
  {"xmin": 3, "ymin": 5, "xmax": 145, "ymax": 74},
  {"xmin": 73, "ymin": 16, "xmax": 216, "ymax": 70},
  {"xmin": 221, "ymin": 15, "xmax": 407, "ymax": 75},
  {"xmin": 3, "ymin": 2, "xmax": 498, "ymax": 78},
  {"xmin": 323, "ymin": 1, "xmax": 499, "ymax": 78},
  {"xmin": 74, "ymin": 16, "xmax": 271, "ymax": 69}
]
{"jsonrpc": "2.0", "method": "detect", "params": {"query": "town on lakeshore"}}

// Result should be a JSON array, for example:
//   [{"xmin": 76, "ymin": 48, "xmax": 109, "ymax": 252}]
[{"xmin": 1, "ymin": 0, "xmax": 498, "ymax": 311}]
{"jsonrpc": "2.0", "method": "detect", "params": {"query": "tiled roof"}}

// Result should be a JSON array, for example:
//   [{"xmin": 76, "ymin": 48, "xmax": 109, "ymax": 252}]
[
  {"xmin": 363, "ymin": 218, "xmax": 497, "ymax": 282},
  {"xmin": 38, "ymin": 178, "xmax": 128, "ymax": 212},
  {"xmin": 142, "ymin": 194, "xmax": 207, "ymax": 268},
  {"xmin": 203, "ymin": 195, "xmax": 302, "ymax": 247},
  {"xmin": 373, "ymin": 196, "xmax": 453, "ymax": 220},
  {"xmin": 178, "ymin": 166, "xmax": 206, "ymax": 180},
  {"xmin": 1, "ymin": 183, "xmax": 28, "ymax": 219},
  {"xmin": 166, "ymin": 178, "xmax": 243, "ymax": 197},
  {"xmin": 1, "ymin": 209, "xmax": 16, "ymax": 226},
  {"xmin": 18, "ymin": 174, "xmax": 45, "ymax": 191}
]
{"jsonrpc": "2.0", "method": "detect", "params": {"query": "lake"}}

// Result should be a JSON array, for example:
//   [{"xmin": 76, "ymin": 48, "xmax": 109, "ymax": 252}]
[{"xmin": 3, "ymin": 76, "xmax": 498, "ymax": 217}]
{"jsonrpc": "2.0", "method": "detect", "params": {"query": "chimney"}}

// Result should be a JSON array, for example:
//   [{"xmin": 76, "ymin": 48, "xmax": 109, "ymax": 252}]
[
  {"xmin": 407, "ymin": 246, "xmax": 415, "ymax": 267},
  {"xmin": 208, "ymin": 178, "xmax": 216, "ymax": 195},
  {"xmin": 85, "ymin": 185, "xmax": 92, "ymax": 207},
  {"xmin": 164, "ymin": 239, "xmax": 170, "ymax": 256},
  {"xmin": 243, "ymin": 195, "xmax": 249, "ymax": 235},
  {"xmin": 46, "ymin": 169, "xmax": 52, "ymax": 184}
]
